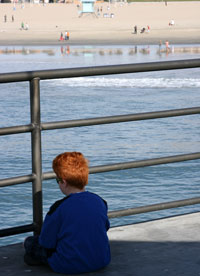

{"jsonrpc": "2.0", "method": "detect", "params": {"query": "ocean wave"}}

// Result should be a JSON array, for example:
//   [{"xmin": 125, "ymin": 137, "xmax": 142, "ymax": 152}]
[{"xmin": 46, "ymin": 77, "xmax": 200, "ymax": 88}]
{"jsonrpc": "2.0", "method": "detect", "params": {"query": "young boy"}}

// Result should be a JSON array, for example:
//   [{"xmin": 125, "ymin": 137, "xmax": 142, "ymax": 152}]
[{"xmin": 24, "ymin": 152, "xmax": 111, "ymax": 274}]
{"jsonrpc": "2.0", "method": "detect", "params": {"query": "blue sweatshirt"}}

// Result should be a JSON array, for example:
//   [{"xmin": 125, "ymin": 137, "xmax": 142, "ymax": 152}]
[{"xmin": 39, "ymin": 191, "xmax": 111, "ymax": 274}]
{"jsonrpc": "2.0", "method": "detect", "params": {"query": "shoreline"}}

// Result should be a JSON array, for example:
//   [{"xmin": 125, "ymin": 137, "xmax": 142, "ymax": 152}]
[
  {"xmin": 0, "ymin": 2, "xmax": 200, "ymax": 46},
  {"xmin": 1, "ymin": 29, "xmax": 200, "ymax": 47},
  {"xmin": 1, "ymin": 37, "xmax": 200, "ymax": 47},
  {"xmin": 0, "ymin": 39, "xmax": 200, "ymax": 46}
]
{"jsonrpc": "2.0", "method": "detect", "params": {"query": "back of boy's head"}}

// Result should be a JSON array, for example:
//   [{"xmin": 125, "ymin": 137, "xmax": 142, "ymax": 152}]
[{"xmin": 52, "ymin": 152, "xmax": 89, "ymax": 189}]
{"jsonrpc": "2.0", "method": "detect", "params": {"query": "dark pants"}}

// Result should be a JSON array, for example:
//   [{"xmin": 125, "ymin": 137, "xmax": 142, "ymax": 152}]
[{"xmin": 24, "ymin": 236, "xmax": 53, "ymax": 266}]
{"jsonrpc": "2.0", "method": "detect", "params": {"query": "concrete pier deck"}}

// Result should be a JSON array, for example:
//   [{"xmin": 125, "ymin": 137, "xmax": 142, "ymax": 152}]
[{"xmin": 1, "ymin": 212, "xmax": 200, "ymax": 276}]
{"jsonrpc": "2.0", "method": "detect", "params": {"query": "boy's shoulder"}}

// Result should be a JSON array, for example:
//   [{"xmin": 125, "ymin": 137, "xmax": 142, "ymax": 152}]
[
  {"xmin": 86, "ymin": 192, "xmax": 108, "ymax": 208},
  {"xmin": 47, "ymin": 195, "xmax": 71, "ymax": 216},
  {"xmin": 47, "ymin": 192, "xmax": 107, "ymax": 216}
]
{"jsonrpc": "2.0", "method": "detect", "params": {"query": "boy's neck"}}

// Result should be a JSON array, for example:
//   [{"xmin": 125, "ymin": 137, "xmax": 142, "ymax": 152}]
[
  {"xmin": 59, "ymin": 179, "xmax": 86, "ymax": 196},
  {"xmin": 65, "ymin": 186, "xmax": 85, "ymax": 196}
]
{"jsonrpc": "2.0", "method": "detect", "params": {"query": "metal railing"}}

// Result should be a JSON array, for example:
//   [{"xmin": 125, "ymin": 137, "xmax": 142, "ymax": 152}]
[{"xmin": 0, "ymin": 59, "xmax": 200, "ymax": 238}]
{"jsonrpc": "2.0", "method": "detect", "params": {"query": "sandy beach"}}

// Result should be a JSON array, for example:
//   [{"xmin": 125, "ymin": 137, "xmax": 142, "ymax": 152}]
[{"xmin": 0, "ymin": 2, "xmax": 200, "ymax": 45}]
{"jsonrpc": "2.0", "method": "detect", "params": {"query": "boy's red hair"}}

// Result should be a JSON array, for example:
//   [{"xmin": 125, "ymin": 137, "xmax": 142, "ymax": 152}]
[{"xmin": 52, "ymin": 152, "xmax": 89, "ymax": 189}]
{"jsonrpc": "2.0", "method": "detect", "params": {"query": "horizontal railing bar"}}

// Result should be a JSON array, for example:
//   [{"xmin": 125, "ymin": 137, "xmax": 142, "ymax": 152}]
[
  {"xmin": 0, "ymin": 59, "xmax": 200, "ymax": 83},
  {"xmin": 108, "ymin": 196, "xmax": 200, "ymax": 218},
  {"xmin": 89, "ymin": 152, "xmax": 200, "ymax": 174},
  {"xmin": 1, "ymin": 196, "xmax": 200, "ymax": 237},
  {"xmin": 0, "ymin": 124, "xmax": 33, "ymax": 136},
  {"xmin": 1, "ymin": 153, "xmax": 199, "ymax": 186},
  {"xmin": 0, "ymin": 224, "xmax": 35, "ymax": 238},
  {"xmin": 1, "ymin": 107, "xmax": 199, "ymax": 135},
  {"xmin": 0, "ymin": 174, "xmax": 35, "ymax": 187},
  {"xmin": 41, "ymin": 107, "xmax": 200, "ymax": 130},
  {"xmin": 42, "ymin": 152, "xmax": 200, "ymax": 181}
]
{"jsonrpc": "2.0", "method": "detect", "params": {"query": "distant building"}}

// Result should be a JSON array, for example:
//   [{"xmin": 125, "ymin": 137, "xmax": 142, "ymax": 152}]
[{"xmin": 79, "ymin": 0, "xmax": 96, "ymax": 17}]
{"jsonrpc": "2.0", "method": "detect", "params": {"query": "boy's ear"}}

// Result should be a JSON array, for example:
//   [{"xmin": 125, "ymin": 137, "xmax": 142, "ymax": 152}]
[{"xmin": 62, "ymin": 179, "xmax": 68, "ymax": 187}]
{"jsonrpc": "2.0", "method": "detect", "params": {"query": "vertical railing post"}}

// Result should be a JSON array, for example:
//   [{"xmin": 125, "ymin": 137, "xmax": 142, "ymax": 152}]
[{"xmin": 30, "ymin": 78, "xmax": 43, "ymax": 235}]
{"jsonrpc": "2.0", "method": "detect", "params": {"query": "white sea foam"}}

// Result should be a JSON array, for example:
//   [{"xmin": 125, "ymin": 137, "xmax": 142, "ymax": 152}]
[{"xmin": 47, "ymin": 77, "xmax": 200, "ymax": 88}]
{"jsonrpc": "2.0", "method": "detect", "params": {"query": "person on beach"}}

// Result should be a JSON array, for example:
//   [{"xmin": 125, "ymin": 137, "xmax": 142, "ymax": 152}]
[
  {"xmin": 4, "ymin": 15, "xmax": 7, "ymax": 23},
  {"xmin": 24, "ymin": 152, "xmax": 111, "ymax": 274},
  {"xmin": 21, "ymin": 21, "xmax": 24, "ymax": 30},
  {"xmin": 64, "ymin": 31, "xmax": 69, "ymax": 40},
  {"xmin": 133, "ymin": 25, "xmax": 137, "ymax": 34},
  {"xmin": 25, "ymin": 23, "xmax": 29, "ymax": 30},
  {"xmin": 165, "ymin": 40, "xmax": 170, "ymax": 54},
  {"xmin": 165, "ymin": 40, "xmax": 169, "ymax": 49},
  {"xmin": 64, "ymin": 31, "xmax": 68, "ymax": 40},
  {"xmin": 59, "ymin": 32, "xmax": 64, "ymax": 41}
]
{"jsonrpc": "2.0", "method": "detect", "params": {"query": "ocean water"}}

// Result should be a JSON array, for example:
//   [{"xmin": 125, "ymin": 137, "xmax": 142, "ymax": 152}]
[{"xmin": 0, "ymin": 44, "xmax": 200, "ymax": 246}]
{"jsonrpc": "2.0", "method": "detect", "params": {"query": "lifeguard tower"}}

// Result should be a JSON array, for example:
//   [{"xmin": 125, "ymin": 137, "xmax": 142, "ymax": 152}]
[{"xmin": 79, "ymin": 0, "xmax": 97, "ymax": 17}]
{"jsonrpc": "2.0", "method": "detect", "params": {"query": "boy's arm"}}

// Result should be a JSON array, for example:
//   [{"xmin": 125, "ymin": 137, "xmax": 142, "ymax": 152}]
[
  {"xmin": 39, "ymin": 212, "xmax": 60, "ymax": 249},
  {"xmin": 106, "ymin": 217, "xmax": 110, "ymax": 231},
  {"xmin": 39, "ymin": 196, "xmax": 69, "ymax": 249},
  {"xmin": 102, "ymin": 198, "xmax": 110, "ymax": 231}
]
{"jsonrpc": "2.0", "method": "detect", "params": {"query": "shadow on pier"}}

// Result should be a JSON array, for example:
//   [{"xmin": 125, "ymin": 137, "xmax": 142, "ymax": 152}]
[{"xmin": 1, "ymin": 212, "xmax": 200, "ymax": 276}]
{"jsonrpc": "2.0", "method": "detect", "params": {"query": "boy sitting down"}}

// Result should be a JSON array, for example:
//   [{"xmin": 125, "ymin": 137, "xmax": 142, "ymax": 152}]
[{"xmin": 24, "ymin": 152, "xmax": 111, "ymax": 274}]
